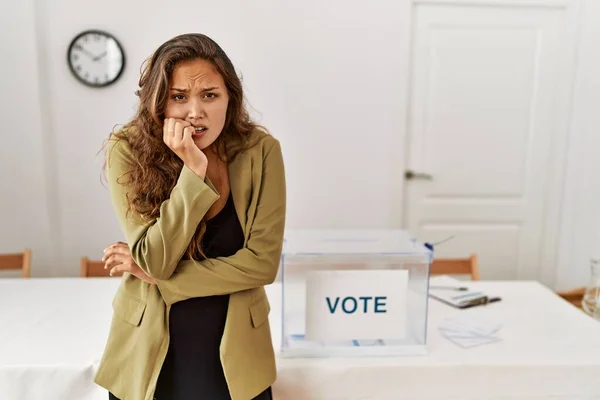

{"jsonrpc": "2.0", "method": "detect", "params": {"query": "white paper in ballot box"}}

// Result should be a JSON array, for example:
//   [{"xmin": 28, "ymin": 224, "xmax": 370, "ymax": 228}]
[{"xmin": 304, "ymin": 270, "xmax": 409, "ymax": 342}]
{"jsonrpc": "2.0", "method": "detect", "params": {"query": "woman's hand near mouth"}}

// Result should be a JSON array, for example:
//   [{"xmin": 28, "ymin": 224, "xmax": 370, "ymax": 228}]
[{"xmin": 163, "ymin": 117, "xmax": 208, "ymax": 178}]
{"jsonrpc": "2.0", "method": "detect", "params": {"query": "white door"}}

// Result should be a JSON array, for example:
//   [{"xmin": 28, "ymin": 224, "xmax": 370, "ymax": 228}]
[{"xmin": 404, "ymin": 0, "xmax": 579, "ymax": 281}]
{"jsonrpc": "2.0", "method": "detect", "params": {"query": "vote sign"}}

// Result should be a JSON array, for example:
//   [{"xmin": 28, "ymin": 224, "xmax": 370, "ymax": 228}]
[{"xmin": 305, "ymin": 270, "xmax": 408, "ymax": 341}]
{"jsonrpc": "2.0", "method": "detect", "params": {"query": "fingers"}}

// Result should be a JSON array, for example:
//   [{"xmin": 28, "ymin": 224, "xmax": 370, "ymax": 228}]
[
  {"xmin": 103, "ymin": 253, "xmax": 129, "ymax": 269},
  {"xmin": 163, "ymin": 118, "xmax": 191, "ymax": 149},
  {"xmin": 104, "ymin": 241, "xmax": 127, "ymax": 251},
  {"xmin": 109, "ymin": 264, "xmax": 126, "ymax": 276},
  {"xmin": 102, "ymin": 242, "xmax": 133, "ymax": 273},
  {"xmin": 183, "ymin": 125, "xmax": 194, "ymax": 144},
  {"xmin": 174, "ymin": 120, "xmax": 190, "ymax": 142},
  {"xmin": 102, "ymin": 243, "xmax": 130, "ymax": 262},
  {"xmin": 109, "ymin": 264, "xmax": 156, "ymax": 284},
  {"xmin": 163, "ymin": 117, "xmax": 175, "ymax": 143},
  {"xmin": 102, "ymin": 241, "xmax": 146, "ymax": 279},
  {"xmin": 108, "ymin": 260, "xmax": 134, "ymax": 276}
]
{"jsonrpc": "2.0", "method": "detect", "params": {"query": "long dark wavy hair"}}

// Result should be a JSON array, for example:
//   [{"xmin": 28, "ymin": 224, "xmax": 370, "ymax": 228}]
[{"xmin": 104, "ymin": 33, "xmax": 261, "ymax": 260}]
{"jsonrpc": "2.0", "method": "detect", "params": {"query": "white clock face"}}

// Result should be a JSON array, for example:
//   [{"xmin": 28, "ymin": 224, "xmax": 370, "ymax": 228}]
[{"xmin": 68, "ymin": 31, "xmax": 124, "ymax": 87}]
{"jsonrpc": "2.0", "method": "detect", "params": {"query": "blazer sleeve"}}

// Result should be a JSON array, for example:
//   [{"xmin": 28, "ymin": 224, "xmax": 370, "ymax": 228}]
[
  {"xmin": 106, "ymin": 137, "xmax": 220, "ymax": 280},
  {"xmin": 156, "ymin": 139, "xmax": 286, "ymax": 306}
]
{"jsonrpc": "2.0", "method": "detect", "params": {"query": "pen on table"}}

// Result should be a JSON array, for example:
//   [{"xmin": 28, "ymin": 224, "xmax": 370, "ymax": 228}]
[{"xmin": 429, "ymin": 285, "xmax": 469, "ymax": 291}]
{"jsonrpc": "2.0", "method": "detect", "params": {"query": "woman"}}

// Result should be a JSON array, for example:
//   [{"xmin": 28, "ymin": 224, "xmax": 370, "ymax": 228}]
[{"xmin": 95, "ymin": 33, "xmax": 286, "ymax": 400}]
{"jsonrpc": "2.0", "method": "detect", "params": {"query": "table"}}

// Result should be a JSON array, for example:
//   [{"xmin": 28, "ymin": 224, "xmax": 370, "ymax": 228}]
[
  {"xmin": 271, "ymin": 281, "xmax": 600, "ymax": 400},
  {"xmin": 0, "ymin": 278, "xmax": 117, "ymax": 400},
  {"xmin": 1, "ymin": 279, "xmax": 600, "ymax": 400}
]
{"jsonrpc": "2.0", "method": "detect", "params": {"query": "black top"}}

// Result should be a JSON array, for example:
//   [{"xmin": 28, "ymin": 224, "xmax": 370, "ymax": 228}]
[
  {"xmin": 201, "ymin": 193, "xmax": 245, "ymax": 260},
  {"xmin": 155, "ymin": 193, "xmax": 245, "ymax": 400}
]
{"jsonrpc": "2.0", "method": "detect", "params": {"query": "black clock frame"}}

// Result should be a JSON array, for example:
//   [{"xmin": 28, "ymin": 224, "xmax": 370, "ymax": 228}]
[{"xmin": 67, "ymin": 29, "xmax": 126, "ymax": 88}]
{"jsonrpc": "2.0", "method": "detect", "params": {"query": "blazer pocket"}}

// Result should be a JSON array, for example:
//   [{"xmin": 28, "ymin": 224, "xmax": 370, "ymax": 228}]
[
  {"xmin": 249, "ymin": 296, "xmax": 271, "ymax": 328},
  {"xmin": 112, "ymin": 291, "xmax": 146, "ymax": 327}
]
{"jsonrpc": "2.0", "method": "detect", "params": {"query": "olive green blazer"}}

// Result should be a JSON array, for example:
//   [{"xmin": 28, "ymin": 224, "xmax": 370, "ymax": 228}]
[{"xmin": 94, "ymin": 128, "xmax": 286, "ymax": 400}]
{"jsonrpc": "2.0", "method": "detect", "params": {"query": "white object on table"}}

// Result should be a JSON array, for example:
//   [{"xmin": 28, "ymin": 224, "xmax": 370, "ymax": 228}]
[
  {"xmin": 439, "ymin": 314, "xmax": 502, "ymax": 348},
  {"xmin": 429, "ymin": 275, "xmax": 493, "ymax": 308},
  {"xmin": 2, "ymin": 279, "xmax": 600, "ymax": 400}
]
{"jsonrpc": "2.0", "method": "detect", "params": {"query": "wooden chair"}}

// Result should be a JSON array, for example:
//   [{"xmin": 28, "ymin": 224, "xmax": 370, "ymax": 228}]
[
  {"xmin": 557, "ymin": 287, "xmax": 586, "ymax": 309},
  {"xmin": 430, "ymin": 254, "xmax": 480, "ymax": 281},
  {"xmin": 80, "ymin": 257, "xmax": 123, "ymax": 278},
  {"xmin": 0, "ymin": 249, "xmax": 32, "ymax": 278}
]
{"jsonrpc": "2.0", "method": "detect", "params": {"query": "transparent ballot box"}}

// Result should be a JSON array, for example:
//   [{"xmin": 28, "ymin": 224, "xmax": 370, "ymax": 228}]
[{"xmin": 280, "ymin": 229, "xmax": 432, "ymax": 358}]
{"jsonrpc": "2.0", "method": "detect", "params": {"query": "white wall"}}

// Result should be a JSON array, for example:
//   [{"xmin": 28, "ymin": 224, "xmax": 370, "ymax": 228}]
[
  {"xmin": 2, "ymin": 0, "xmax": 411, "ymax": 276},
  {"xmin": 1, "ymin": 0, "xmax": 598, "ymax": 287},
  {"xmin": 556, "ymin": 0, "xmax": 600, "ymax": 291},
  {"xmin": 0, "ymin": 0, "xmax": 56, "ymax": 276}
]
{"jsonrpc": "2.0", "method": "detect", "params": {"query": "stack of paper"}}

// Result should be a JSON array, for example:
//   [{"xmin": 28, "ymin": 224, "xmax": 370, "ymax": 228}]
[
  {"xmin": 439, "ymin": 315, "xmax": 502, "ymax": 348},
  {"xmin": 429, "ymin": 275, "xmax": 490, "ymax": 308}
]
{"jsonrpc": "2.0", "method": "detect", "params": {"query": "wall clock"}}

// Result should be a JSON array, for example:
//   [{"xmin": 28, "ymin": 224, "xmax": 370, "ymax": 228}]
[{"xmin": 67, "ymin": 30, "xmax": 125, "ymax": 88}]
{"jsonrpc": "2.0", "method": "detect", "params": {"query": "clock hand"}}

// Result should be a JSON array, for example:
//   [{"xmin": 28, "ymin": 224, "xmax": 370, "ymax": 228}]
[
  {"xmin": 79, "ymin": 47, "xmax": 96, "ymax": 59},
  {"xmin": 93, "ymin": 51, "xmax": 108, "ymax": 62}
]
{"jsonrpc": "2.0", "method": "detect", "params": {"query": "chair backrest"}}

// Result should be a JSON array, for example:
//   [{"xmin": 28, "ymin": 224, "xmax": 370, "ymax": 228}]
[
  {"xmin": 430, "ymin": 254, "xmax": 480, "ymax": 281},
  {"xmin": 557, "ymin": 287, "xmax": 585, "ymax": 309},
  {"xmin": 0, "ymin": 249, "xmax": 31, "ymax": 278},
  {"xmin": 80, "ymin": 257, "xmax": 122, "ymax": 278}
]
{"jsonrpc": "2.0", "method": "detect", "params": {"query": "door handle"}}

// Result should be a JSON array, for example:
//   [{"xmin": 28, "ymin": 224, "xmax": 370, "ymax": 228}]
[{"xmin": 405, "ymin": 170, "xmax": 433, "ymax": 181}]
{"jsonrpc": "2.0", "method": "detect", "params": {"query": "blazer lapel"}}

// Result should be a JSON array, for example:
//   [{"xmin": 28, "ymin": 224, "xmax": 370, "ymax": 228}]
[{"xmin": 228, "ymin": 152, "xmax": 252, "ymax": 238}]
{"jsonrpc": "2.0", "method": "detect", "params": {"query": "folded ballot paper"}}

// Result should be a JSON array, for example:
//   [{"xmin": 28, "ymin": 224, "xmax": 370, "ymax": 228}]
[
  {"xmin": 429, "ymin": 276, "xmax": 502, "ymax": 347},
  {"xmin": 439, "ymin": 315, "xmax": 502, "ymax": 348}
]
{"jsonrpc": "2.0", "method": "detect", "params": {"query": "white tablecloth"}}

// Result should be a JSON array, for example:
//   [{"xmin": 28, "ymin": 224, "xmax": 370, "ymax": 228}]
[
  {"xmin": 0, "ymin": 279, "xmax": 117, "ymax": 400},
  {"xmin": 1, "ymin": 278, "xmax": 600, "ymax": 400}
]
